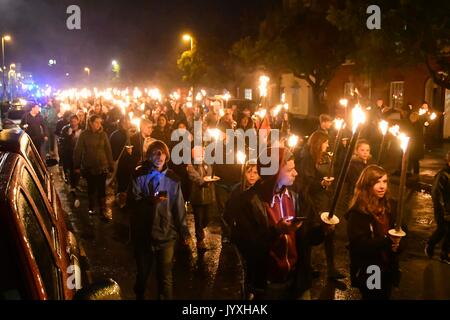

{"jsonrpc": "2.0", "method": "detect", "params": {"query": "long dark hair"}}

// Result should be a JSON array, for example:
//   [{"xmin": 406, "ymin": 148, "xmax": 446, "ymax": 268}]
[
  {"xmin": 349, "ymin": 165, "xmax": 390, "ymax": 216},
  {"xmin": 307, "ymin": 131, "xmax": 329, "ymax": 167}
]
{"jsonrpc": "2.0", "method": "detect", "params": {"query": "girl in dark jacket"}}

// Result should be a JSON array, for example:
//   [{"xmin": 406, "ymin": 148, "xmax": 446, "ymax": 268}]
[
  {"xmin": 187, "ymin": 146, "xmax": 215, "ymax": 251},
  {"xmin": 346, "ymin": 165, "xmax": 402, "ymax": 299},
  {"xmin": 73, "ymin": 114, "xmax": 114, "ymax": 220},
  {"xmin": 296, "ymin": 131, "xmax": 344, "ymax": 279}
]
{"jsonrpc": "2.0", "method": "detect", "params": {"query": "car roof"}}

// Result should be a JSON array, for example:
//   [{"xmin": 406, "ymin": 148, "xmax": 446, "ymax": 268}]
[{"xmin": 0, "ymin": 128, "xmax": 26, "ymax": 154}]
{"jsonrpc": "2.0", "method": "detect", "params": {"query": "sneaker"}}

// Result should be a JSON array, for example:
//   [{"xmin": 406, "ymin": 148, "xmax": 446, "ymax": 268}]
[
  {"xmin": 74, "ymin": 199, "xmax": 81, "ymax": 208},
  {"xmin": 424, "ymin": 243, "xmax": 434, "ymax": 259}
]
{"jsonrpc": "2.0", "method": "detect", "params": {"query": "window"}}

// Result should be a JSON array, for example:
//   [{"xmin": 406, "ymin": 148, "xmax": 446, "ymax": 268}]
[
  {"xmin": 17, "ymin": 191, "xmax": 61, "ymax": 299},
  {"xmin": 390, "ymin": 81, "xmax": 404, "ymax": 109},
  {"xmin": 244, "ymin": 89, "xmax": 252, "ymax": 100},
  {"xmin": 22, "ymin": 167, "xmax": 54, "ymax": 234},
  {"xmin": 26, "ymin": 144, "xmax": 47, "ymax": 191}
]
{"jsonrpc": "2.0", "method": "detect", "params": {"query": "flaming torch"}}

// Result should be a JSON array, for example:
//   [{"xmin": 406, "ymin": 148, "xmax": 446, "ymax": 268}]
[
  {"xmin": 287, "ymin": 134, "xmax": 299, "ymax": 151},
  {"xmin": 377, "ymin": 120, "xmax": 389, "ymax": 165},
  {"xmin": 326, "ymin": 118, "xmax": 345, "ymax": 179},
  {"xmin": 389, "ymin": 133, "xmax": 409, "ymax": 239},
  {"xmin": 258, "ymin": 75, "xmax": 270, "ymax": 108},
  {"xmin": 321, "ymin": 105, "xmax": 366, "ymax": 225}
]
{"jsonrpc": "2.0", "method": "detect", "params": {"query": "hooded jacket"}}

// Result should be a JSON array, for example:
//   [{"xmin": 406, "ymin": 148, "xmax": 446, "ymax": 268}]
[{"xmin": 129, "ymin": 161, "xmax": 190, "ymax": 248}]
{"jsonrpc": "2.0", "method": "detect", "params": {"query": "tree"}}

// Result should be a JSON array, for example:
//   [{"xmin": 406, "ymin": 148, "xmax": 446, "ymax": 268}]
[
  {"xmin": 231, "ymin": 5, "xmax": 352, "ymax": 115},
  {"xmin": 328, "ymin": 0, "xmax": 450, "ymax": 89},
  {"xmin": 177, "ymin": 49, "xmax": 207, "ymax": 88}
]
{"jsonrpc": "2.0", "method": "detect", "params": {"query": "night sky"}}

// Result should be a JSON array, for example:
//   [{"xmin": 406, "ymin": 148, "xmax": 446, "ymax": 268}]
[{"xmin": 0, "ymin": 0, "xmax": 272, "ymax": 86}]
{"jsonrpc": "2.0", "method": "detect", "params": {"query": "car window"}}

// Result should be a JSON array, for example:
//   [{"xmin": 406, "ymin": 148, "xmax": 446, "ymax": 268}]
[
  {"xmin": 17, "ymin": 190, "xmax": 61, "ymax": 300},
  {"xmin": 26, "ymin": 144, "xmax": 47, "ymax": 189},
  {"xmin": 22, "ymin": 167, "xmax": 54, "ymax": 233}
]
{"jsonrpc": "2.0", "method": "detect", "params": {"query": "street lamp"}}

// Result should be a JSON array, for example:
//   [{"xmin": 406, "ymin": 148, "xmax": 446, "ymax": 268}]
[
  {"xmin": 182, "ymin": 34, "xmax": 194, "ymax": 51},
  {"xmin": 84, "ymin": 67, "xmax": 90, "ymax": 76},
  {"xmin": 1, "ymin": 35, "xmax": 12, "ymax": 101}
]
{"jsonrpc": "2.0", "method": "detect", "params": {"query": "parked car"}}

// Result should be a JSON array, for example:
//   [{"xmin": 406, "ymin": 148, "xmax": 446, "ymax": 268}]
[
  {"xmin": 0, "ymin": 128, "xmax": 121, "ymax": 299},
  {"xmin": 1, "ymin": 99, "xmax": 34, "ymax": 127}
]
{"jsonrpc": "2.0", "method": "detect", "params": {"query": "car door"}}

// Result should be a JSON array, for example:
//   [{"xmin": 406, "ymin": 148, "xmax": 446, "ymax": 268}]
[{"xmin": 16, "ymin": 164, "xmax": 70, "ymax": 299}]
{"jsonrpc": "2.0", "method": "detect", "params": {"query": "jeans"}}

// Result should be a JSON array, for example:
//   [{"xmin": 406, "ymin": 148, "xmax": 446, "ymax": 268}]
[{"xmin": 134, "ymin": 241, "xmax": 176, "ymax": 300}]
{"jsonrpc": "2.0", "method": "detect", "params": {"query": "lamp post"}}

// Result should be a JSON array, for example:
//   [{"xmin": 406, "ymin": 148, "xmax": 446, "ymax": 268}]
[
  {"xmin": 2, "ymin": 35, "xmax": 11, "ymax": 101},
  {"xmin": 84, "ymin": 67, "xmax": 91, "ymax": 77}
]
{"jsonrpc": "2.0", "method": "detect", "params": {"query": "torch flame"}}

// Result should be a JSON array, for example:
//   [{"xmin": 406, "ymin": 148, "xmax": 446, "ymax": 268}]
[
  {"xmin": 339, "ymin": 98, "xmax": 348, "ymax": 107},
  {"xmin": 398, "ymin": 133, "xmax": 410, "ymax": 153},
  {"xmin": 281, "ymin": 93, "xmax": 286, "ymax": 103},
  {"xmin": 258, "ymin": 75, "xmax": 270, "ymax": 98},
  {"xmin": 237, "ymin": 151, "xmax": 246, "ymax": 165},
  {"xmin": 131, "ymin": 118, "xmax": 141, "ymax": 129},
  {"xmin": 379, "ymin": 120, "xmax": 389, "ymax": 136},
  {"xmin": 334, "ymin": 118, "xmax": 344, "ymax": 131},
  {"xmin": 208, "ymin": 128, "xmax": 221, "ymax": 141},
  {"xmin": 288, "ymin": 135, "xmax": 299, "ymax": 149},
  {"xmin": 389, "ymin": 125, "xmax": 400, "ymax": 137},
  {"xmin": 272, "ymin": 105, "xmax": 282, "ymax": 117},
  {"xmin": 351, "ymin": 104, "xmax": 366, "ymax": 133},
  {"xmin": 430, "ymin": 112, "xmax": 437, "ymax": 121}
]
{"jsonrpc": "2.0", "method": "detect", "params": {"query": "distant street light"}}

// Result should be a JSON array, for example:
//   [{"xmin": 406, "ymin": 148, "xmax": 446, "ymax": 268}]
[
  {"xmin": 111, "ymin": 60, "xmax": 120, "ymax": 79},
  {"xmin": 182, "ymin": 34, "xmax": 194, "ymax": 51},
  {"xmin": 1, "ymin": 35, "xmax": 12, "ymax": 101},
  {"xmin": 84, "ymin": 67, "xmax": 91, "ymax": 76}
]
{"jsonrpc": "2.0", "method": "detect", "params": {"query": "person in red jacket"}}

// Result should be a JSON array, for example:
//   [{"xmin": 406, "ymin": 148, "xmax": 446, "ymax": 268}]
[{"xmin": 235, "ymin": 147, "xmax": 325, "ymax": 299}]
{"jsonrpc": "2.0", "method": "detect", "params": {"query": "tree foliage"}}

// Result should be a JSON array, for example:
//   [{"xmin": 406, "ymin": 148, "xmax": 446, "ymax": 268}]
[
  {"xmin": 328, "ymin": 0, "xmax": 450, "ymax": 88},
  {"xmin": 231, "ymin": 5, "xmax": 352, "ymax": 114},
  {"xmin": 177, "ymin": 49, "xmax": 207, "ymax": 87}
]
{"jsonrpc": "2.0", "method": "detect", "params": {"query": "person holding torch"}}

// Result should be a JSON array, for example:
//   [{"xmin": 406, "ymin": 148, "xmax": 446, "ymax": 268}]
[
  {"xmin": 295, "ymin": 131, "xmax": 344, "ymax": 280},
  {"xmin": 346, "ymin": 165, "xmax": 402, "ymax": 299}
]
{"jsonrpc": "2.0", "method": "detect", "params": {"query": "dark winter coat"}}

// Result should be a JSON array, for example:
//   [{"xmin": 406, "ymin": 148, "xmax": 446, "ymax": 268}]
[
  {"xmin": 20, "ymin": 112, "xmax": 48, "ymax": 145},
  {"xmin": 73, "ymin": 127, "xmax": 114, "ymax": 175},
  {"xmin": 129, "ymin": 163, "xmax": 190, "ymax": 249},
  {"xmin": 346, "ymin": 206, "xmax": 401, "ymax": 289}
]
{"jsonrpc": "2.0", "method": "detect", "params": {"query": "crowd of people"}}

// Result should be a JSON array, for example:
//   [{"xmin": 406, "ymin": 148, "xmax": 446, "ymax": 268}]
[{"xmin": 17, "ymin": 90, "xmax": 449, "ymax": 300}]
